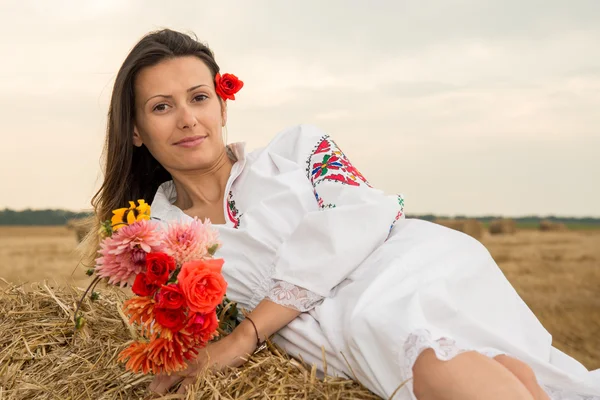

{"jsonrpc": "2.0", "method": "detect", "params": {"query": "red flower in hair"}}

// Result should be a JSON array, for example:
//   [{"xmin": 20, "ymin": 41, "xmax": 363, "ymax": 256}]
[{"xmin": 215, "ymin": 73, "xmax": 243, "ymax": 101}]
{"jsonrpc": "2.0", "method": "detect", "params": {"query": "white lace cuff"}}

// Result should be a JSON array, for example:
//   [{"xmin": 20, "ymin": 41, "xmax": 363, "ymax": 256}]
[{"xmin": 267, "ymin": 279, "xmax": 324, "ymax": 312}]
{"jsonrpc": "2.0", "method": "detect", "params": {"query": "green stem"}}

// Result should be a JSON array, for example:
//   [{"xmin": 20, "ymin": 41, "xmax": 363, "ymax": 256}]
[{"xmin": 73, "ymin": 275, "xmax": 101, "ymax": 330}]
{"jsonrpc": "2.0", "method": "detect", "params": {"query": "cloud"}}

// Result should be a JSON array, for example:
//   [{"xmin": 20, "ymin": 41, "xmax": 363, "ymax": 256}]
[{"xmin": 0, "ymin": 0, "xmax": 598, "ymax": 215}]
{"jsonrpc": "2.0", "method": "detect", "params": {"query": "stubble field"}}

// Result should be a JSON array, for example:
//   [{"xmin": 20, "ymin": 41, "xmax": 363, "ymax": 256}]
[{"xmin": 0, "ymin": 224, "xmax": 598, "ymax": 370}]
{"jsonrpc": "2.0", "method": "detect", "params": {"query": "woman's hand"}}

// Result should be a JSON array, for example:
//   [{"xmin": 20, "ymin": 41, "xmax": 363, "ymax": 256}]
[
  {"xmin": 148, "ymin": 326, "xmax": 256, "ymax": 395},
  {"xmin": 148, "ymin": 299, "xmax": 301, "ymax": 395}
]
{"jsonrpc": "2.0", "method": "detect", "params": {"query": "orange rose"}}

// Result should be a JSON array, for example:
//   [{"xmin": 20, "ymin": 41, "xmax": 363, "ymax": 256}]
[{"xmin": 177, "ymin": 259, "xmax": 227, "ymax": 314}]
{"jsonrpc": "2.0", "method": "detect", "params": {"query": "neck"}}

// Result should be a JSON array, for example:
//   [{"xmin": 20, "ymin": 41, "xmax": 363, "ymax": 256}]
[{"xmin": 170, "ymin": 147, "xmax": 234, "ymax": 211}]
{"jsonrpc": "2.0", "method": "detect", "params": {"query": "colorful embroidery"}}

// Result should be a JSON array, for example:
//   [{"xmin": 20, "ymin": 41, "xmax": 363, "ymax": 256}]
[
  {"xmin": 305, "ymin": 135, "xmax": 371, "ymax": 209},
  {"xmin": 226, "ymin": 191, "xmax": 242, "ymax": 228},
  {"xmin": 307, "ymin": 135, "xmax": 371, "ymax": 188},
  {"xmin": 311, "ymin": 153, "xmax": 344, "ymax": 180},
  {"xmin": 314, "ymin": 190, "xmax": 336, "ymax": 209},
  {"xmin": 389, "ymin": 194, "xmax": 405, "ymax": 233}
]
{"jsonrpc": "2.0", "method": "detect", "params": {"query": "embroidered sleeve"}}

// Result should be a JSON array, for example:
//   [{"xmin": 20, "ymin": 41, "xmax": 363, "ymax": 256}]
[
  {"xmin": 267, "ymin": 125, "xmax": 406, "ymax": 299},
  {"xmin": 309, "ymin": 135, "xmax": 372, "ymax": 191},
  {"xmin": 307, "ymin": 134, "xmax": 405, "ymax": 227},
  {"xmin": 267, "ymin": 279, "xmax": 324, "ymax": 312}
]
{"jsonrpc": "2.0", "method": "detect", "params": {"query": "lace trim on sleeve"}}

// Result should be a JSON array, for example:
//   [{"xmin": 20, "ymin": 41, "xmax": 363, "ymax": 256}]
[{"xmin": 267, "ymin": 279, "xmax": 324, "ymax": 312}]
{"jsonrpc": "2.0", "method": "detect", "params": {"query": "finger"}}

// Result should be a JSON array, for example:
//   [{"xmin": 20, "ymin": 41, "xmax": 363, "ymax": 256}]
[
  {"xmin": 148, "ymin": 375, "xmax": 166, "ymax": 393},
  {"xmin": 176, "ymin": 376, "xmax": 197, "ymax": 395},
  {"xmin": 149, "ymin": 374, "xmax": 184, "ymax": 395}
]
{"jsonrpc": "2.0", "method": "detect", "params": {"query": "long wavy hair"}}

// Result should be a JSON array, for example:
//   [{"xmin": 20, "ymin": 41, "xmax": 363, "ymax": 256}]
[{"xmin": 80, "ymin": 29, "xmax": 221, "ymax": 266}]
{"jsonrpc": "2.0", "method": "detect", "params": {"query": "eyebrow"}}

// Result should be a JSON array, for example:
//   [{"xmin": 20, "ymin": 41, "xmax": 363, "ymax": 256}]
[{"xmin": 144, "ymin": 84, "xmax": 209, "ymax": 106}]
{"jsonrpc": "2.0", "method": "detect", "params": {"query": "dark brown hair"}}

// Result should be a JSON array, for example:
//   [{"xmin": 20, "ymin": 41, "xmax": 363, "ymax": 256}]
[{"xmin": 81, "ymin": 29, "xmax": 221, "ymax": 264}]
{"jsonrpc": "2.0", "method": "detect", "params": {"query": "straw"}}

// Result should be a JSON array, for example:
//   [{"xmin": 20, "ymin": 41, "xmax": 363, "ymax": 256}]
[{"xmin": 0, "ymin": 280, "xmax": 380, "ymax": 399}]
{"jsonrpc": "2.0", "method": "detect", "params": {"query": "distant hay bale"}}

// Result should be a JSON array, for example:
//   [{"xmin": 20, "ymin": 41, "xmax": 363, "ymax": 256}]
[
  {"xmin": 539, "ymin": 219, "xmax": 568, "ymax": 232},
  {"xmin": 434, "ymin": 218, "xmax": 484, "ymax": 239},
  {"xmin": 0, "ymin": 280, "xmax": 381, "ymax": 400},
  {"xmin": 489, "ymin": 219, "xmax": 517, "ymax": 235},
  {"xmin": 66, "ymin": 218, "xmax": 91, "ymax": 243}
]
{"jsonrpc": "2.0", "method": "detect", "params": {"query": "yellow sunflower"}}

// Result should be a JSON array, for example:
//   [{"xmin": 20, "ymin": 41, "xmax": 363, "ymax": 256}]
[{"xmin": 111, "ymin": 199, "xmax": 151, "ymax": 230}]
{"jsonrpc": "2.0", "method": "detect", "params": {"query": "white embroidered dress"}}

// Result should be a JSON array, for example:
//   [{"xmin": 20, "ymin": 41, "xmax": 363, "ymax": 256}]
[{"xmin": 150, "ymin": 124, "xmax": 600, "ymax": 399}]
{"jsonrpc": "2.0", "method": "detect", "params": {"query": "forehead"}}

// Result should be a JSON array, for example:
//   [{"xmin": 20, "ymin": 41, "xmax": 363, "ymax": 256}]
[{"xmin": 135, "ymin": 56, "xmax": 213, "ymax": 98}]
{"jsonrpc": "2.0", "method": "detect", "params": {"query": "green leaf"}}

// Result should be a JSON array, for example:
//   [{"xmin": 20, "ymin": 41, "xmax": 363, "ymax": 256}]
[
  {"xmin": 216, "ymin": 297, "xmax": 241, "ymax": 335},
  {"xmin": 167, "ymin": 266, "xmax": 181, "ymax": 284},
  {"xmin": 100, "ymin": 220, "xmax": 114, "ymax": 238},
  {"xmin": 75, "ymin": 315, "xmax": 86, "ymax": 330},
  {"xmin": 208, "ymin": 244, "xmax": 219, "ymax": 256}
]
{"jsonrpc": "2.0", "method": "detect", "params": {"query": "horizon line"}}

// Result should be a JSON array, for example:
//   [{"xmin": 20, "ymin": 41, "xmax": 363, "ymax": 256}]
[{"xmin": 1, "ymin": 207, "xmax": 599, "ymax": 220}]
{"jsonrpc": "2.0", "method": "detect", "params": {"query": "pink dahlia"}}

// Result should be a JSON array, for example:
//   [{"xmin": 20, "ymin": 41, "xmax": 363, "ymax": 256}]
[
  {"xmin": 163, "ymin": 218, "xmax": 221, "ymax": 264},
  {"xmin": 95, "ymin": 219, "xmax": 165, "ymax": 286}
]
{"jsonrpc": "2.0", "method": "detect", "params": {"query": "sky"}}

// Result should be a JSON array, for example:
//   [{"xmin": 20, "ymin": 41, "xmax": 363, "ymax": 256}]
[{"xmin": 0, "ymin": 0, "xmax": 599, "ymax": 217}]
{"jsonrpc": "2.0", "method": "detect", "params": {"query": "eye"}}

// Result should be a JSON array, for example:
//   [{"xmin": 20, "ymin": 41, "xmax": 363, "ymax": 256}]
[
  {"xmin": 152, "ymin": 103, "xmax": 170, "ymax": 112},
  {"xmin": 193, "ymin": 94, "xmax": 208, "ymax": 102}
]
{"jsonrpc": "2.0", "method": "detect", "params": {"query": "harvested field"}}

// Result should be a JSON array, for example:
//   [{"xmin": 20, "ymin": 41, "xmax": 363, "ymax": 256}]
[
  {"xmin": 482, "ymin": 228, "xmax": 600, "ymax": 369},
  {"xmin": 489, "ymin": 218, "xmax": 518, "ymax": 234},
  {"xmin": 0, "ymin": 225, "xmax": 598, "ymax": 399},
  {"xmin": 433, "ymin": 218, "xmax": 484, "ymax": 239}
]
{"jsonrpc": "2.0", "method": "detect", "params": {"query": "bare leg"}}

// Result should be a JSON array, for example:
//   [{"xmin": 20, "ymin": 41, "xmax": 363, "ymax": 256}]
[
  {"xmin": 412, "ymin": 349, "xmax": 534, "ymax": 400},
  {"xmin": 494, "ymin": 355, "xmax": 550, "ymax": 400}
]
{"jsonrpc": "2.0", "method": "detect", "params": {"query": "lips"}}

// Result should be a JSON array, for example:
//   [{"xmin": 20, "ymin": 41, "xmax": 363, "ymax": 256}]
[
  {"xmin": 174, "ymin": 135, "xmax": 206, "ymax": 145},
  {"xmin": 174, "ymin": 136, "xmax": 207, "ymax": 148}
]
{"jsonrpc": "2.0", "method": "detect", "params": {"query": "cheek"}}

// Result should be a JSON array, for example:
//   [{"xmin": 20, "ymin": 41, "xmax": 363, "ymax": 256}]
[
  {"xmin": 138, "ymin": 118, "xmax": 176, "ymax": 160},
  {"xmin": 141, "ymin": 117, "xmax": 173, "ymax": 145},
  {"xmin": 203, "ymin": 101, "xmax": 225, "ymax": 128}
]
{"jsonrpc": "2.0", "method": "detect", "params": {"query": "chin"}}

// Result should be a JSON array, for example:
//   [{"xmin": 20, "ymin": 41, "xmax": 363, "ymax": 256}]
[{"xmin": 181, "ymin": 152, "xmax": 221, "ymax": 170}]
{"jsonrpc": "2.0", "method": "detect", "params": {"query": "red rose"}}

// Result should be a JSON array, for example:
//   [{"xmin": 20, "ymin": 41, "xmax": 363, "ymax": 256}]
[
  {"xmin": 187, "ymin": 311, "xmax": 219, "ymax": 342},
  {"xmin": 145, "ymin": 252, "xmax": 176, "ymax": 286},
  {"xmin": 177, "ymin": 259, "xmax": 228, "ymax": 314},
  {"xmin": 157, "ymin": 284, "xmax": 185, "ymax": 309},
  {"xmin": 132, "ymin": 273, "xmax": 158, "ymax": 296},
  {"xmin": 215, "ymin": 73, "xmax": 243, "ymax": 101},
  {"xmin": 154, "ymin": 307, "xmax": 187, "ymax": 333}
]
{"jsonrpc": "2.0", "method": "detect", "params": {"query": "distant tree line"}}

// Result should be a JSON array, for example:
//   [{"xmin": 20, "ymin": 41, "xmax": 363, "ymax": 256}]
[
  {"xmin": 412, "ymin": 214, "xmax": 600, "ymax": 227},
  {"xmin": 0, "ymin": 208, "xmax": 599, "ymax": 227},
  {"xmin": 0, "ymin": 209, "xmax": 93, "ymax": 225}
]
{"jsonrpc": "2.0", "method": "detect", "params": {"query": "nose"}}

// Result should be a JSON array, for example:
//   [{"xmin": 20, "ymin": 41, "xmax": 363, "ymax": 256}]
[{"xmin": 177, "ymin": 105, "xmax": 197, "ymax": 130}]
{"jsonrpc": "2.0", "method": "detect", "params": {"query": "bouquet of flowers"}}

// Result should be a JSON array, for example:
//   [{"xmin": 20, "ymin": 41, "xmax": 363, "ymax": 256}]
[{"xmin": 77, "ymin": 199, "xmax": 233, "ymax": 375}]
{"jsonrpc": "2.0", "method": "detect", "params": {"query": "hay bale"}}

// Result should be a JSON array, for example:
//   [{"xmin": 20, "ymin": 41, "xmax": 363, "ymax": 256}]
[
  {"xmin": 434, "ymin": 218, "xmax": 484, "ymax": 240},
  {"xmin": 66, "ymin": 218, "xmax": 91, "ymax": 243},
  {"xmin": 539, "ymin": 220, "xmax": 568, "ymax": 232},
  {"xmin": 489, "ymin": 219, "xmax": 517, "ymax": 235},
  {"xmin": 0, "ymin": 279, "xmax": 381, "ymax": 399}
]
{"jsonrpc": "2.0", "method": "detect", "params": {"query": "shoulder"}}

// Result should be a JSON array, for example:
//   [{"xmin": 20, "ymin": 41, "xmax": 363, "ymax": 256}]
[
  {"xmin": 270, "ymin": 123, "xmax": 329, "ymax": 144},
  {"xmin": 263, "ymin": 124, "xmax": 331, "ymax": 162}
]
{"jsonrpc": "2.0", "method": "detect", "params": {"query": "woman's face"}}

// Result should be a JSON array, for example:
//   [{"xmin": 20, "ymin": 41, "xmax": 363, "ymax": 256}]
[{"xmin": 133, "ymin": 56, "xmax": 227, "ymax": 173}]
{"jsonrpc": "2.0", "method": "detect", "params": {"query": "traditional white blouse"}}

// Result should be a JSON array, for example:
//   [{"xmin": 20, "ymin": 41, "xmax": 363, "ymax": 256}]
[
  {"xmin": 150, "ymin": 124, "xmax": 405, "ymax": 312},
  {"xmin": 149, "ymin": 125, "xmax": 600, "ymax": 400}
]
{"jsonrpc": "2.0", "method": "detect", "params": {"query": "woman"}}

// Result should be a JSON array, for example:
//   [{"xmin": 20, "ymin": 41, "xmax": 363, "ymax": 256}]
[{"xmin": 89, "ymin": 28, "xmax": 600, "ymax": 399}]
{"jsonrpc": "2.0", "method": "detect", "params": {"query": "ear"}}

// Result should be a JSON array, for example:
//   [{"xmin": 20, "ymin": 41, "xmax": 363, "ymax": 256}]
[{"xmin": 132, "ymin": 125, "xmax": 143, "ymax": 147}]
